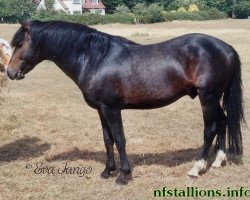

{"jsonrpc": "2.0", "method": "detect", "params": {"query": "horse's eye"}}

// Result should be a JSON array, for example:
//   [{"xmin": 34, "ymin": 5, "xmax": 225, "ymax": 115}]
[{"xmin": 17, "ymin": 42, "xmax": 24, "ymax": 48}]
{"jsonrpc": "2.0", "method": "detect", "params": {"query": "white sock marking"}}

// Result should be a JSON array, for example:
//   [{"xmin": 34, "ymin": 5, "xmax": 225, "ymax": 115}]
[
  {"xmin": 212, "ymin": 150, "xmax": 227, "ymax": 168},
  {"xmin": 188, "ymin": 159, "xmax": 207, "ymax": 177}
]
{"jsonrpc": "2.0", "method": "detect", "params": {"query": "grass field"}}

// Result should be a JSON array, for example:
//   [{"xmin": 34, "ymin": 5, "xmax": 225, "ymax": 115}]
[{"xmin": 0, "ymin": 19, "xmax": 249, "ymax": 200}]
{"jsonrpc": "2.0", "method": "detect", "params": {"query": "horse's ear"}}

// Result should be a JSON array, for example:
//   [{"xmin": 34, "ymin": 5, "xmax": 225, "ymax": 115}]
[{"xmin": 20, "ymin": 19, "xmax": 31, "ymax": 32}]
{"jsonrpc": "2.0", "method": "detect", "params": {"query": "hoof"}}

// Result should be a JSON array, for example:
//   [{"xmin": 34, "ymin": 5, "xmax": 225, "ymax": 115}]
[
  {"xmin": 100, "ymin": 166, "xmax": 116, "ymax": 179},
  {"xmin": 211, "ymin": 162, "xmax": 222, "ymax": 169},
  {"xmin": 212, "ymin": 150, "xmax": 227, "ymax": 169},
  {"xmin": 101, "ymin": 170, "xmax": 111, "ymax": 179},
  {"xmin": 188, "ymin": 159, "xmax": 206, "ymax": 178},
  {"xmin": 188, "ymin": 170, "xmax": 199, "ymax": 178},
  {"xmin": 115, "ymin": 173, "xmax": 132, "ymax": 185},
  {"xmin": 211, "ymin": 160, "xmax": 226, "ymax": 169},
  {"xmin": 188, "ymin": 174, "xmax": 199, "ymax": 179}
]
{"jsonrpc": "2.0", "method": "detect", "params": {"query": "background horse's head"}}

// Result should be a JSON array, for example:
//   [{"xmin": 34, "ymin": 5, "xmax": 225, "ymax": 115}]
[
  {"xmin": 0, "ymin": 38, "xmax": 11, "ymax": 73},
  {"xmin": 7, "ymin": 21, "xmax": 40, "ymax": 80}
]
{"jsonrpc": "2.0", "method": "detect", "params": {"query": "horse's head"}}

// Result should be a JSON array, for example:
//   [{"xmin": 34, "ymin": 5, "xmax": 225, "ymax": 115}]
[{"xmin": 7, "ymin": 21, "xmax": 39, "ymax": 80}]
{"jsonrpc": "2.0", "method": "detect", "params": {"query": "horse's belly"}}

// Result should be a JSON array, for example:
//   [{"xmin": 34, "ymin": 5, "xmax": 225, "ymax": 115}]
[{"xmin": 123, "ymin": 85, "xmax": 186, "ymax": 109}]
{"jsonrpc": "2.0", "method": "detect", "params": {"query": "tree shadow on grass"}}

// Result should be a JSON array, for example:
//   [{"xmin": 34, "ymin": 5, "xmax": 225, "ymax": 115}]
[
  {"xmin": 0, "ymin": 136, "xmax": 51, "ymax": 162},
  {"xmin": 46, "ymin": 147, "xmax": 201, "ymax": 168}
]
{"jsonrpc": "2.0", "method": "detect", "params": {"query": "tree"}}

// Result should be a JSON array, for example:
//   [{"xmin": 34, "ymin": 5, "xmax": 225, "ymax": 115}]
[
  {"xmin": 234, "ymin": 0, "xmax": 250, "ymax": 18},
  {"xmin": 0, "ymin": 0, "xmax": 36, "ymax": 23},
  {"xmin": 202, "ymin": 0, "xmax": 250, "ymax": 18},
  {"xmin": 204, "ymin": 0, "xmax": 228, "ymax": 12},
  {"xmin": 103, "ymin": 0, "xmax": 123, "ymax": 13},
  {"xmin": 0, "ymin": 0, "xmax": 9, "ymax": 19}
]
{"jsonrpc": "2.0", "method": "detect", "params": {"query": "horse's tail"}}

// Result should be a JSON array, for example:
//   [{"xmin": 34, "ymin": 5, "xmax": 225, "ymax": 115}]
[{"xmin": 222, "ymin": 48, "xmax": 245, "ymax": 155}]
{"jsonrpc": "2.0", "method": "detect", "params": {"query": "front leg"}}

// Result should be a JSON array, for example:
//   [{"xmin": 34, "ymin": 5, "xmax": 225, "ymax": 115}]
[
  {"xmin": 98, "ymin": 110, "xmax": 116, "ymax": 178},
  {"xmin": 99, "ymin": 105, "xmax": 132, "ymax": 185}
]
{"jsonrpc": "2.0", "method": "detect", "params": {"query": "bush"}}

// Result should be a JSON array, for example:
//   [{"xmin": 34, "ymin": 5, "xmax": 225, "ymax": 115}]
[
  {"xmin": 32, "ymin": 12, "xmax": 135, "ymax": 25},
  {"xmin": 164, "ymin": 8, "xmax": 227, "ymax": 21},
  {"xmin": 177, "ymin": 7, "xmax": 187, "ymax": 12},
  {"xmin": 0, "ymin": 0, "xmax": 36, "ymax": 23},
  {"xmin": 188, "ymin": 4, "xmax": 199, "ymax": 12},
  {"xmin": 31, "ymin": 4, "xmax": 227, "ymax": 25},
  {"xmin": 168, "ymin": 0, "xmax": 191, "ymax": 10},
  {"xmin": 167, "ymin": 0, "xmax": 205, "ymax": 11},
  {"xmin": 234, "ymin": 1, "xmax": 250, "ymax": 19},
  {"xmin": 146, "ymin": 3, "xmax": 165, "ymax": 23},
  {"xmin": 170, "ymin": 10, "xmax": 177, "ymax": 13},
  {"xmin": 132, "ymin": 3, "xmax": 148, "ymax": 15},
  {"xmin": 32, "ymin": 7, "xmax": 227, "ymax": 25},
  {"xmin": 115, "ymin": 4, "xmax": 130, "ymax": 14},
  {"xmin": 133, "ymin": 3, "xmax": 165, "ymax": 24}
]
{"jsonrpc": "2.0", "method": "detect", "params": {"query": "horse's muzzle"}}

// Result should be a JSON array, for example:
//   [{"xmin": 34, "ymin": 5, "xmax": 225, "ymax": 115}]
[
  {"xmin": 7, "ymin": 67, "xmax": 25, "ymax": 80},
  {"xmin": 7, "ymin": 60, "xmax": 28, "ymax": 80}
]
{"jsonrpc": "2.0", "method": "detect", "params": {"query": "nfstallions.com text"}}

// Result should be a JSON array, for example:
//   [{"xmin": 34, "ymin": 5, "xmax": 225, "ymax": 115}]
[{"xmin": 154, "ymin": 187, "xmax": 250, "ymax": 198}]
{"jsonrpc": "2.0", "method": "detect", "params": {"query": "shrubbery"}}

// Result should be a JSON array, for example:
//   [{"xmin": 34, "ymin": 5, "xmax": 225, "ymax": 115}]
[
  {"xmin": 32, "ymin": 12, "xmax": 135, "ymax": 25},
  {"xmin": 115, "ymin": 4, "xmax": 131, "ymax": 14},
  {"xmin": 31, "ymin": 6, "xmax": 227, "ymax": 26},
  {"xmin": 188, "ymin": 4, "xmax": 199, "ymax": 12},
  {"xmin": 0, "ymin": 0, "xmax": 36, "ymax": 23},
  {"xmin": 0, "ymin": 0, "xmax": 249, "ymax": 25},
  {"xmin": 167, "ymin": 0, "xmax": 206, "ymax": 11},
  {"xmin": 177, "ymin": 7, "xmax": 187, "ymax": 12},
  {"xmin": 134, "ymin": 3, "xmax": 165, "ymax": 23},
  {"xmin": 234, "ymin": 1, "xmax": 250, "ymax": 18},
  {"xmin": 164, "ymin": 8, "xmax": 227, "ymax": 21},
  {"xmin": 31, "ymin": 3, "xmax": 227, "ymax": 25}
]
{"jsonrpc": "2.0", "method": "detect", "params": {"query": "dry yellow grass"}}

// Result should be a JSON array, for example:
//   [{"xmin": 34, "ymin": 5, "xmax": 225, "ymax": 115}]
[{"xmin": 0, "ymin": 19, "xmax": 249, "ymax": 200}]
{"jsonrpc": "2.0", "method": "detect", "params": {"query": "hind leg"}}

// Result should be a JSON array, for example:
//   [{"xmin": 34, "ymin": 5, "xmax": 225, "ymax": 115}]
[
  {"xmin": 212, "ymin": 108, "xmax": 227, "ymax": 168},
  {"xmin": 188, "ymin": 93, "xmax": 221, "ymax": 177}
]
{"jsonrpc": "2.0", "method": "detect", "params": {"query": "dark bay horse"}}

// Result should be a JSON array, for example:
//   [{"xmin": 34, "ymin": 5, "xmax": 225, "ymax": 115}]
[{"xmin": 7, "ymin": 20, "xmax": 244, "ymax": 184}]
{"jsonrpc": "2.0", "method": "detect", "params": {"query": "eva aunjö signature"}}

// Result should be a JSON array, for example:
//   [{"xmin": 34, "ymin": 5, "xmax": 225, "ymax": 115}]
[{"xmin": 29, "ymin": 162, "xmax": 92, "ymax": 177}]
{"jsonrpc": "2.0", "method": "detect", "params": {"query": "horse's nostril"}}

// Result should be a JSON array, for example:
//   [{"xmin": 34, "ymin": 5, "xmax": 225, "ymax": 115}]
[
  {"xmin": 6, "ymin": 67, "xmax": 16, "ymax": 80},
  {"xmin": 16, "ymin": 70, "xmax": 25, "ymax": 80}
]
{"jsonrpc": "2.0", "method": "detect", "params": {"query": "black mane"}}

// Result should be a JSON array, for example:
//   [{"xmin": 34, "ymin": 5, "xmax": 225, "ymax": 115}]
[{"xmin": 11, "ymin": 20, "xmax": 138, "ymax": 60}]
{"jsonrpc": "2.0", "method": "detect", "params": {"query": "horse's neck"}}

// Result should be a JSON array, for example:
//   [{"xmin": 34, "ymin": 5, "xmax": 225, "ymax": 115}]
[
  {"xmin": 44, "ymin": 40, "xmax": 124, "ymax": 87},
  {"xmin": 47, "ymin": 52, "xmax": 88, "ymax": 86}
]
